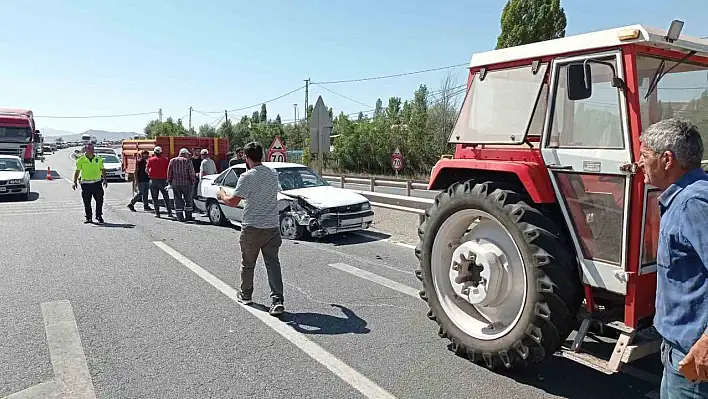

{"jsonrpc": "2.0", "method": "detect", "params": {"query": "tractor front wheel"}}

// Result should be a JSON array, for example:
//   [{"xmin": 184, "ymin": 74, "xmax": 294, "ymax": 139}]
[{"xmin": 415, "ymin": 180, "xmax": 581, "ymax": 371}]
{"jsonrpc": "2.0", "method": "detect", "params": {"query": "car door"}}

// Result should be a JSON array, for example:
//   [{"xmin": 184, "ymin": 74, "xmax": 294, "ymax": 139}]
[{"xmin": 219, "ymin": 169, "xmax": 244, "ymax": 222}]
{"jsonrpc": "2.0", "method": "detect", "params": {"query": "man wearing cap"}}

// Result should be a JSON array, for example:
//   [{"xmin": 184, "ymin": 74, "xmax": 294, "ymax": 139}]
[
  {"xmin": 168, "ymin": 148, "xmax": 197, "ymax": 222},
  {"xmin": 72, "ymin": 144, "xmax": 108, "ymax": 224},
  {"xmin": 195, "ymin": 149, "xmax": 217, "ymax": 199},
  {"xmin": 146, "ymin": 146, "xmax": 173, "ymax": 218}
]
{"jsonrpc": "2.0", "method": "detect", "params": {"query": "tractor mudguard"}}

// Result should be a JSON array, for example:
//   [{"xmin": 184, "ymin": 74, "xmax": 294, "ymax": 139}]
[{"xmin": 429, "ymin": 158, "xmax": 557, "ymax": 204}]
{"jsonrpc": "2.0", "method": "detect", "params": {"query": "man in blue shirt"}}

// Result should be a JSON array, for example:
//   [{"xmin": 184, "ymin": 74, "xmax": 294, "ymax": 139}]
[{"xmin": 639, "ymin": 118, "xmax": 708, "ymax": 398}]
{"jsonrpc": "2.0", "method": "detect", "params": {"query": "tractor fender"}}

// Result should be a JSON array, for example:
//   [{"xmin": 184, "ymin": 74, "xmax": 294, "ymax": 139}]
[{"xmin": 428, "ymin": 158, "xmax": 557, "ymax": 204}]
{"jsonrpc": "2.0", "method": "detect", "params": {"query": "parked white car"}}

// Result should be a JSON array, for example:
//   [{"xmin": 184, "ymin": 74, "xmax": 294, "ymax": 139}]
[
  {"xmin": 97, "ymin": 153, "xmax": 126, "ymax": 181},
  {"xmin": 194, "ymin": 162, "xmax": 374, "ymax": 239},
  {"xmin": 0, "ymin": 155, "xmax": 31, "ymax": 200}
]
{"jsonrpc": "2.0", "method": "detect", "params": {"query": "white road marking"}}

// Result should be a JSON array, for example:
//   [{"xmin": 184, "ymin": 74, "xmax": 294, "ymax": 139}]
[
  {"xmin": 328, "ymin": 262, "xmax": 419, "ymax": 299},
  {"xmin": 645, "ymin": 389, "xmax": 660, "ymax": 399},
  {"xmin": 353, "ymin": 231, "xmax": 416, "ymax": 250},
  {"xmin": 4, "ymin": 377, "xmax": 65, "ymax": 398},
  {"xmin": 41, "ymin": 300, "xmax": 96, "ymax": 399},
  {"xmin": 153, "ymin": 241, "xmax": 397, "ymax": 399},
  {"xmin": 297, "ymin": 241, "xmax": 412, "ymax": 275}
]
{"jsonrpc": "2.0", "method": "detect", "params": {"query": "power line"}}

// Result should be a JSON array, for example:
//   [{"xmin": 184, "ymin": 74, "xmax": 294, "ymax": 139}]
[
  {"xmin": 35, "ymin": 111, "xmax": 157, "ymax": 119},
  {"xmin": 312, "ymin": 63, "xmax": 468, "ymax": 85},
  {"xmin": 312, "ymin": 83, "xmax": 373, "ymax": 108},
  {"xmin": 202, "ymin": 86, "xmax": 305, "ymax": 114}
]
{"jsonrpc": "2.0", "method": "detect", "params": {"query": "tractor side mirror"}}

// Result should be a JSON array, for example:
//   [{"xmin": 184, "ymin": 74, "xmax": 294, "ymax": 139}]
[{"xmin": 567, "ymin": 63, "xmax": 593, "ymax": 101}]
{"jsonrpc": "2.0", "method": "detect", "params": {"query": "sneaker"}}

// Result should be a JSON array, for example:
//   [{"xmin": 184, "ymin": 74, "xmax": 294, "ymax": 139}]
[
  {"xmin": 127, "ymin": 204, "xmax": 136, "ymax": 212},
  {"xmin": 269, "ymin": 299, "xmax": 285, "ymax": 316},
  {"xmin": 96, "ymin": 216, "xmax": 105, "ymax": 224},
  {"xmin": 236, "ymin": 292, "xmax": 253, "ymax": 305}
]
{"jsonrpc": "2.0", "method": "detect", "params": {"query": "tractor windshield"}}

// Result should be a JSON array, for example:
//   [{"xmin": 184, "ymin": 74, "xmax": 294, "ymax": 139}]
[{"xmin": 636, "ymin": 55, "xmax": 708, "ymax": 161}]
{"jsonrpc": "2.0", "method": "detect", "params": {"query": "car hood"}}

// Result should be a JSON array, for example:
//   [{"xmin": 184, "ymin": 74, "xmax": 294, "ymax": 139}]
[
  {"xmin": 0, "ymin": 170, "xmax": 26, "ymax": 180},
  {"xmin": 281, "ymin": 186, "xmax": 368, "ymax": 208}
]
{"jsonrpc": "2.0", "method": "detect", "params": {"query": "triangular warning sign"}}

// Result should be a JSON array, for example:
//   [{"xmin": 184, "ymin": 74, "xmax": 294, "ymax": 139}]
[
  {"xmin": 393, "ymin": 147, "xmax": 402, "ymax": 156},
  {"xmin": 270, "ymin": 136, "xmax": 285, "ymax": 151}
]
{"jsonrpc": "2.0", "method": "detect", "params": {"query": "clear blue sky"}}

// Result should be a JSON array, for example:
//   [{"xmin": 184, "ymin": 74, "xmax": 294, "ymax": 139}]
[{"xmin": 0, "ymin": 0, "xmax": 704, "ymax": 135}]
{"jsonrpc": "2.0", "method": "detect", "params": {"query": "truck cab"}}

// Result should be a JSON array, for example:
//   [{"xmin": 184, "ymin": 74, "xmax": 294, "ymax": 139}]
[{"xmin": 0, "ymin": 109, "xmax": 39, "ymax": 175}]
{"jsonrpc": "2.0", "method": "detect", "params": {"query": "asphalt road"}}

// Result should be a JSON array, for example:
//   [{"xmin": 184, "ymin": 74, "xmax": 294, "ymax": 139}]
[{"xmin": 0, "ymin": 150, "xmax": 663, "ymax": 398}]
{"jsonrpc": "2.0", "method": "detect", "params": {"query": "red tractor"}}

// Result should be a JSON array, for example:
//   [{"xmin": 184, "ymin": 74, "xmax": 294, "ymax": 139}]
[{"xmin": 417, "ymin": 21, "xmax": 708, "ymax": 374}]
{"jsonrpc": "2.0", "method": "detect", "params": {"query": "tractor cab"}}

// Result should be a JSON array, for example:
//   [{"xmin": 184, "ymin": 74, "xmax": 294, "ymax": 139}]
[{"xmin": 419, "ymin": 22, "xmax": 708, "ymax": 374}]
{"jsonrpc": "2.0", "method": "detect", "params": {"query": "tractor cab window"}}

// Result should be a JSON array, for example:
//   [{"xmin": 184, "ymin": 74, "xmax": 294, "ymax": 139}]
[
  {"xmin": 549, "ymin": 59, "xmax": 625, "ymax": 149},
  {"xmin": 449, "ymin": 63, "xmax": 548, "ymax": 144},
  {"xmin": 636, "ymin": 55, "xmax": 708, "ymax": 160}
]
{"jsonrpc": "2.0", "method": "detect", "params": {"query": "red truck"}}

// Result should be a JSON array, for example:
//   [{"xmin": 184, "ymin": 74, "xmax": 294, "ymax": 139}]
[
  {"xmin": 121, "ymin": 136, "xmax": 230, "ymax": 176},
  {"xmin": 0, "ymin": 108, "xmax": 40, "ymax": 175}
]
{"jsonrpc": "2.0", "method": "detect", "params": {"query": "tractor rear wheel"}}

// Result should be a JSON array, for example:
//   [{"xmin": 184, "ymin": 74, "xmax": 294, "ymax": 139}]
[{"xmin": 415, "ymin": 180, "xmax": 581, "ymax": 371}]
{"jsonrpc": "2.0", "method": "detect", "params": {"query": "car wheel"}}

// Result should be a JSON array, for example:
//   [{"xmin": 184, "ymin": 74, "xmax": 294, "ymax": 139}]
[
  {"xmin": 207, "ymin": 200, "xmax": 229, "ymax": 226},
  {"xmin": 23, "ymin": 184, "xmax": 31, "ymax": 201},
  {"xmin": 280, "ymin": 212, "xmax": 304, "ymax": 240}
]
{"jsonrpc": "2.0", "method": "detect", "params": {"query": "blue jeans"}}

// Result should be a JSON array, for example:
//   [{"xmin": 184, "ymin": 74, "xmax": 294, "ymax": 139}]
[{"xmin": 661, "ymin": 340, "xmax": 708, "ymax": 398}]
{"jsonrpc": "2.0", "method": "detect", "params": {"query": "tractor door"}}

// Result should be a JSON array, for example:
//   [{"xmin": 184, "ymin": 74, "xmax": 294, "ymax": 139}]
[{"xmin": 540, "ymin": 50, "xmax": 634, "ymax": 295}]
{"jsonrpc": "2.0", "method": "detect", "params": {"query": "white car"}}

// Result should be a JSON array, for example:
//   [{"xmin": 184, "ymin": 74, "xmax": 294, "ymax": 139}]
[
  {"xmin": 194, "ymin": 162, "xmax": 375, "ymax": 240},
  {"xmin": 97, "ymin": 153, "xmax": 126, "ymax": 181},
  {"xmin": 94, "ymin": 147, "xmax": 117, "ymax": 156},
  {"xmin": 0, "ymin": 155, "xmax": 31, "ymax": 200}
]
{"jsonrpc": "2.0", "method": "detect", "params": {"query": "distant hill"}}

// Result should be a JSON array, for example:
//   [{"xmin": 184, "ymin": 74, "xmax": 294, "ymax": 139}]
[{"xmin": 42, "ymin": 128, "xmax": 139, "ymax": 142}]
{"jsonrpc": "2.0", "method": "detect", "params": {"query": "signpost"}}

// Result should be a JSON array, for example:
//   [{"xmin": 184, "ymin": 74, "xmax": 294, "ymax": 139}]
[
  {"xmin": 391, "ymin": 147, "xmax": 403, "ymax": 177},
  {"xmin": 309, "ymin": 96, "xmax": 333, "ymax": 175},
  {"xmin": 268, "ymin": 136, "xmax": 287, "ymax": 163}
]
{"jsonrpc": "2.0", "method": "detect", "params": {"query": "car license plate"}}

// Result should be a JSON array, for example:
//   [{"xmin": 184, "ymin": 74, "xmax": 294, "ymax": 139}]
[
  {"xmin": 0, "ymin": 187, "xmax": 6, "ymax": 192},
  {"xmin": 340, "ymin": 217, "xmax": 362, "ymax": 227}
]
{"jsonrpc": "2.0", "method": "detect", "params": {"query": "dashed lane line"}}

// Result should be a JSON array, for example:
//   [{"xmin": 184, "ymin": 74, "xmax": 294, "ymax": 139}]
[
  {"xmin": 353, "ymin": 231, "xmax": 416, "ymax": 250},
  {"xmin": 328, "ymin": 263, "xmax": 419, "ymax": 299},
  {"xmin": 153, "ymin": 241, "xmax": 397, "ymax": 399}
]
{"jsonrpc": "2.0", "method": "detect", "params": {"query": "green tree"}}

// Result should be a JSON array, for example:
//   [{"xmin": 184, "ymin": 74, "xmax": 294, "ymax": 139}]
[
  {"xmin": 198, "ymin": 123, "xmax": 217, "ymax": 137},
  {"xmin": 496, "ymin": 0, "xmax": 567, "ymax": 49},
  {"xmin": 260, "ymin": 104, "xmax": 268, "ymax": 123},
  {"xmin": 275, "ymin": 114, "xmax": 282, "ymax": 124}
]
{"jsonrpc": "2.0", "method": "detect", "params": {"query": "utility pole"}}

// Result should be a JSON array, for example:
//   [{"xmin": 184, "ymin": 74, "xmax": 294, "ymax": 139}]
[
  {"xmin": 293, "ymin": 103, "xmax": 298, "ymax": 122},
  {"xmin": 188, "ymin": 106, "xmax": 192, "ymax": 131},
  {"xmin": 304, "ymin": 78, "xmax": 310, "ymax": 122},
  {"xmin": 224, "ymin": 110, "xmax": 228, "ymax": 124},
  {"xmin": 158, "ymin": 108, "xmax": 163, "ymax": 123}
]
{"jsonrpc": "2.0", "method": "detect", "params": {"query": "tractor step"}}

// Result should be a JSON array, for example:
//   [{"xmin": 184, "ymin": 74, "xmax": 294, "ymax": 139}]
[{"xmin": 559, "ymin": 317, "xmax": 662, "ymax": 374}]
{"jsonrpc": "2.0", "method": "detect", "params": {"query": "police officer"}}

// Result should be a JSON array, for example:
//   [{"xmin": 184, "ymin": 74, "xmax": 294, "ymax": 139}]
[{"xmin": 72, "ymin": 144, "xmax": 108, "ymax": 224}]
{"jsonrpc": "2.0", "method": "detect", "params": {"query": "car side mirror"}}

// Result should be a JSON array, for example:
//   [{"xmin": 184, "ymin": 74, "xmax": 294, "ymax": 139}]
[{"xmin": 567, "ymin": 63, "xmax": 592, "ymax": 101}]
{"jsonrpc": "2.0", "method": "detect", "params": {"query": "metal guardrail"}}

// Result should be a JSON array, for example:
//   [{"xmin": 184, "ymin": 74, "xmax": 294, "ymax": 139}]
[
  {"xmin": 354, "ymin": 190, "xmax": 433, "ymax": 224},
  {"xmin": 322, "ymin": 174, "xmax": 429, "ymax": 196}
]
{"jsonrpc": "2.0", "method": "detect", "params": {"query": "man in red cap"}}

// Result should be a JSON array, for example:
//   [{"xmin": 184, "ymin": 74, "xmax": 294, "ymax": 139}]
[{"xmin": 146, "ymin": 145, "xmax": 172, "ymax": 218}]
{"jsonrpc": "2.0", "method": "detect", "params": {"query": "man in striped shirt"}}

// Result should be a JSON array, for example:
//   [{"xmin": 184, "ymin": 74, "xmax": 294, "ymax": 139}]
[{"xmin": 167, "ymin": 148, "xmax": 196, "ymax": 222}]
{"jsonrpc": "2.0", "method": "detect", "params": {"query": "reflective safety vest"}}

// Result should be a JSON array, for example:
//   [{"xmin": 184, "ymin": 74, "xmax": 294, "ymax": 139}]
[{"xmin": 76, "ymin": 155, "xmax": 104, "ymax": 183}]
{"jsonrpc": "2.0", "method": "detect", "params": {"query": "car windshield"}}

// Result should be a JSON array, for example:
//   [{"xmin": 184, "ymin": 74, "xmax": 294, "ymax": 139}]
[
  {"xmin": 95, "ymin": 148, "xmax": 115, "ymax": 154},
  {"xmin": 100, "ymin": 155, "xmax": 120, "ymax": 163},
  {"xmin": 0, "ymin": 158, "xmax": 24, "ymax": 171},
  {"xmin": 277, "ymin": 167, "xmax": 329, "ymax": 190}
]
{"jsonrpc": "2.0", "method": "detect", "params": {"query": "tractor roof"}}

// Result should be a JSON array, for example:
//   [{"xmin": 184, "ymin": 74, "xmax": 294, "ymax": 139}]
[{"xmin": 470, "ymin": 24, "xmax": 708, "ymax": 68}]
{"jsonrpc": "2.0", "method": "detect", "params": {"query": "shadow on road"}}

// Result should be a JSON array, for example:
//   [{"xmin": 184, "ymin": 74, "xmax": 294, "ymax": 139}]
[
  {"xmin": 31, "ymin": 169, "xmax": 62, "ymax": 180},
  {"xmin": 319, "ymin": 230, "xmax": 392, "ymax": 246},
  {"xmin": 450, "ymin": 339, "xmax": 659, "ymax": 399},
  {"xmin": 252, "ymin": 303, "xmax": 370, "ymax": 335},
  {"xmin": 92, "ymin": 222, "xmax": 135, "ymax": 229},
  {"xmin": 0, "ymin": 192, "xmax": 40, "ymax": 202}
]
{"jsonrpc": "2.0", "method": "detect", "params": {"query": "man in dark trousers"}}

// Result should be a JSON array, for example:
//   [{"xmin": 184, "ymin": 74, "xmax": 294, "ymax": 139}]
[
  {"xmin": 72, "ymin": 144, "xmax": 107, "ymax": 224},
  {"xmin": 168, "ymin": 148, "xmax": 196, "ymax": 222},
  {"xmin": 127, "ymin": 150, "xmax": 152, "ymax": 212},
  {"xmin": 146, "ymin": 146, "xmax": 173, "ymax": 218},
  {"xmin": 218, "ymin": 141, "xmax": 285, "ymax": 316}
]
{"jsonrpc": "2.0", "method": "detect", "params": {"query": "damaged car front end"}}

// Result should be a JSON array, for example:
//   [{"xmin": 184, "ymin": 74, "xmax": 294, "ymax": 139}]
[{"xmin": 281, "ymin": 194, "xmax": 374, "ymax": 239}]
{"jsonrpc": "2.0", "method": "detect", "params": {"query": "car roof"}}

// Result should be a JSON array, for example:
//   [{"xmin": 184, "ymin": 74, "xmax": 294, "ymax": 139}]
[{"xmin": 229, "ymin": 161, "xmax": 306, "ymax": 170}]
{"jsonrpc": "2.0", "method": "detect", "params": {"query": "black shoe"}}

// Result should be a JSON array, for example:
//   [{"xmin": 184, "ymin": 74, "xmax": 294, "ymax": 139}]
[
  {"xmin": 269, "ymin": 299, "xmax": 285, "ymax": 316},
  {"xmin": 84, "ymin": 217, "xmax": 92, "ymax": 224},
  {"xmin": 127, "ymin": 204, "xmax": 136, "ymax": 212},
  {"xmin": 236, "ymin": 292, "xmax": 253, "ymax": 305},
  {"xmin": 144, "ymin": 205, "xmax": 153, "ymax": 211},
  {"xmin": 96, "ymin": 216, "xmax": 105, "ymax": 224}
]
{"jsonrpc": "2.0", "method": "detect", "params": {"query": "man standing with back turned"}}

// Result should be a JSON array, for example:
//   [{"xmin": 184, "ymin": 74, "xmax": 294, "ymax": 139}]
[
  {"xmin": 218, "ymin": 141, "xmax": 285, "ymax": 316},
  {"xmin": 72, "ymin": 144, "xmax": 107, "ymax": 224},
  {"xmin": 168, "ymin": 148, "xmax": 196, "ymax": 222},
  {"xmin": 638, "ymin": 118, "xmax": 708, "ymax": 398}
]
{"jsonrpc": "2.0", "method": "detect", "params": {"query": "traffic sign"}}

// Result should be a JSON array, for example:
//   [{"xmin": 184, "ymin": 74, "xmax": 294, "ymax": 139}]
[
  {"xmin": 268, "ymin": 136, "xmax": 287, "ymax": 163},
  {"xmin": 309, "ymin": 96, "xmax": 333, "ymax": 155},
  {"xmin": 391, "ymin": 147, "xmax": 403, "ymax": 171}
]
